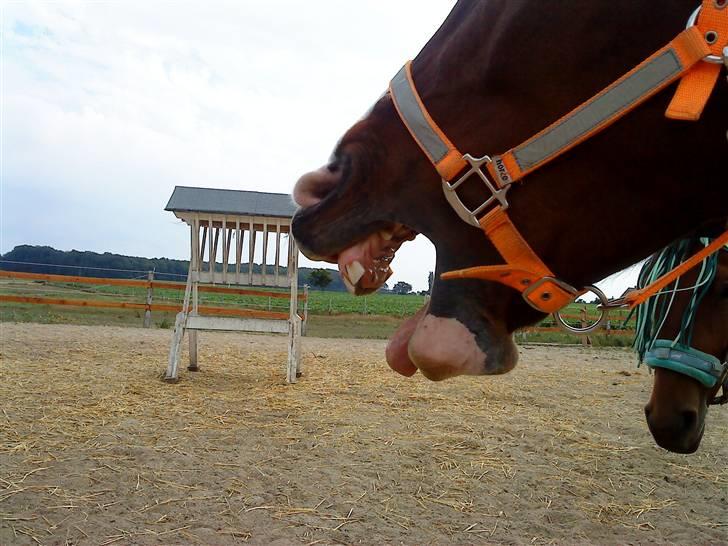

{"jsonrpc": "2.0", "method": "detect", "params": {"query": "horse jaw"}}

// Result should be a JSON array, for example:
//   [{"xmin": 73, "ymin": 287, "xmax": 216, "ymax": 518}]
[{"xmin": 644, "ymin": 368, "xmax": 708, "ymax": 454}]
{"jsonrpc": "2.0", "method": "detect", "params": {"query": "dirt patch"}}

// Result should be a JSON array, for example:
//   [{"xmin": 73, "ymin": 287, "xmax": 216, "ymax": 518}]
[{"xmin": 1, "ymin": 323, "xmax": 726, "ymax": 545}]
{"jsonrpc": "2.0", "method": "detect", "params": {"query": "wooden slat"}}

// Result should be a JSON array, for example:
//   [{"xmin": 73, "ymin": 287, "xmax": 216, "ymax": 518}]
[
  {"xmin": 0, "ymin": 270, "xmax": 152, "ymax": 288},
  {"xmin": 198, "ymin": 285, "xmax": 303, "ymax": 299},
  {"xmin": 0, "ymin": 270, "xmax": 307, "ymax": 299},
  {"xmin": 262, "ymin": 220, "xmax": 268, "ymax": 285},
  {"xmin": 200, "ymin": 224, "xmax": 208, "ymax": 265},
  {"xmin": 0, "ymin": 294, "xmax": 291, "ymax": 320},
  {"xmin": 0, "ymin": 294, "xmax": 151, "ymax": 311},
  {"xmin": 248, "ymin": 219, "xmax": 254, "ymax": 285},
  {"xmin": 275, "ymin": 219, "xmax": 281, "ymax": 286},
  {"xmin": 222, "ymin": 217, "xmax": 229, "ymax": 284},
  {"xmin": 521, "ymin": 326, "xmax": 634, "ymax": 335},
  {"xmin": 235, "ymin": 220, "xmax": 241, "ymax": 284}
]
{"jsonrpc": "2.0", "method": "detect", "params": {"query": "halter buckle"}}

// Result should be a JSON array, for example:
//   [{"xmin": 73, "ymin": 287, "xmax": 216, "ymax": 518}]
[
  {"xmin": 711, "ymin": 361, "xmax": 728, "ymax": 405},
  {"xmin": 442, "ymin": 154, "xmax": 509, "ymax": 228}
]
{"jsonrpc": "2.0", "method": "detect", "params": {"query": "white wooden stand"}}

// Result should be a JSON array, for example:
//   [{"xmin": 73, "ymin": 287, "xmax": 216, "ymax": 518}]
[{"xmin": 164, "ymin": 212, "xmax": 303, "ymax": 383}]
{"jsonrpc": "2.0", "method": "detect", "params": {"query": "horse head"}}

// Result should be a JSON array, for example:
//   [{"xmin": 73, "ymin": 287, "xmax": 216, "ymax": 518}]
[
  {"xmin": 292, "ymin": 0, "xmax": 728, "ymax": 381},
  {"xmin": 642, "ymin": 244, "xmax": 728, "ymax": 453}
]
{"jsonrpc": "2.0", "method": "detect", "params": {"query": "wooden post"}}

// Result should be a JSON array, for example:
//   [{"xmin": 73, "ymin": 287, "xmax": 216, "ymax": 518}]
[
  {"xmin": 143, "ymin": 270, "xmax": 154, "ymax": 328},
  {"xmin": 580, "ymin": 306, "xmax": 592, "ymax": 347},
  {"xmin": 303, "ymin": 284, "xmax": 309, "ymax": 336},
  {"xmin": 287, "ymin": 316, "xmax": 301, "ymax": 383},
  {"xmin": 287, "ymin": 237, "xmax": 300, "ymax": 382},
  {"xmin": 189, "ymin": 219, "xmax": 200, "ymax": 371}
]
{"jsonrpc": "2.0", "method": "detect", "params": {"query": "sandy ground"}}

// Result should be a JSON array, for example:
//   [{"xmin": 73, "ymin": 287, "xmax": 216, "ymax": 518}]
[{"xmin": 0, "ymin": 323, "xmax": 726, "ymax": 546}]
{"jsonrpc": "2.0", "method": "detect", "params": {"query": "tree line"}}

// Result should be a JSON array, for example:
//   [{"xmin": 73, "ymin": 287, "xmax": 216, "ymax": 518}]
[
  {"xmin": 1, "ymin": 245, "xmax": 434, "ymax": 294},
  {"xmin": 0, "ymin": 245, "xmax": 347, "ymax": 288}
]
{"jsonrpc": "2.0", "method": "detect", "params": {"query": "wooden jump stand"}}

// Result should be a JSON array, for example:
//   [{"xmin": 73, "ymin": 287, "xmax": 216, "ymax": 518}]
[{"xmin": 164, "ymin": 187, "xmax": 303, "ymax": 383}]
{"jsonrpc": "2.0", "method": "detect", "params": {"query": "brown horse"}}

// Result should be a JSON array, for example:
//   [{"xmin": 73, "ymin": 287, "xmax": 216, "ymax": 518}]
[
  {"xmin": 639, "ymin": 239, "xmax": 727, "ymax": 453},
  {"xmin": 292, "ymin": 1, "xmax": 728, "ymax": 381}
]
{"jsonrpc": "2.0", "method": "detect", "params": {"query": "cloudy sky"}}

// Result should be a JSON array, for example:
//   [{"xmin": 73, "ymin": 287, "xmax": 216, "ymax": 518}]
[{"xmin": 1, "ymin": 1, "xmax": 639, "ymax": 294}]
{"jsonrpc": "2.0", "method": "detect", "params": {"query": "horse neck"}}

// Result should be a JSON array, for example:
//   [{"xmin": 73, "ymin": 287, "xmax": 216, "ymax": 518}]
[{"xmin": 410, "ymin": 0, "xmax": 728, "ymax": 287}]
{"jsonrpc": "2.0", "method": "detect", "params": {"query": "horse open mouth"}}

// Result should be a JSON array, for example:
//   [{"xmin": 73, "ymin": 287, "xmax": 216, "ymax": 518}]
[
  {"xmin": 329, "ymin": 223, "xmax": 417, "ymax": 296},
  {"xmin": 292, "ymin": 164, "xmax": 519, "ymax": 381}
]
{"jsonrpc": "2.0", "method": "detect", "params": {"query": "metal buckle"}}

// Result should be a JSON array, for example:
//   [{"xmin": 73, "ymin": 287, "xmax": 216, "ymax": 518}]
[
  {"xmin": 521, "ymin": 276, "xmax": 580, "ymax": 311},
  {"xmin": 686, "ymin": 6, "xmax": 726, "ymax": 64},
  {"xmin": 710, "ymin": 359, "xmax": 728, "ymax": 405},
  {"xmin": 441, "ymin": 154, "xmax": 509, "ymax": 228},
  {"xmin": 552, "ymin": 285, "xmax": 609, "ymax": 334}
]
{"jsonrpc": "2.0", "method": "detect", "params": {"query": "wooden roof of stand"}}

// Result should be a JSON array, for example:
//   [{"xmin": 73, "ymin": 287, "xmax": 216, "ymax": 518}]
[{"xmin": 165, "ymin": 186, "xmax": 297, "ymax": 219}]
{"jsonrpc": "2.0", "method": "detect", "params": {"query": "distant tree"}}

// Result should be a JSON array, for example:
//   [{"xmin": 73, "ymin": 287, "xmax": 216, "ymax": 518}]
[
  {"xmin": 308, "ymin": 268, "xmax": 333, "ymax": 289},
  {"xmin": 427, "ymin": 271, "xmax": 434, "ymax": 294},
  {"xmin": 392, "ymin": 281, "xmax": 413, "ymax": 295}
]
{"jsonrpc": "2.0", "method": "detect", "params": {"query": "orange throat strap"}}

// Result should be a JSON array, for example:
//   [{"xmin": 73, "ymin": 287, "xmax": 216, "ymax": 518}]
[{"xmin": 388, "ymin": 0, "xmax": 726, "ymax": 314}]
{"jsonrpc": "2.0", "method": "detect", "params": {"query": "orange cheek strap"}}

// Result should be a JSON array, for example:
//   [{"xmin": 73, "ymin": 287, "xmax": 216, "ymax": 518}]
[{"xmin": 440, "ymin": 209, "xmax": 580, "ymax": 313}]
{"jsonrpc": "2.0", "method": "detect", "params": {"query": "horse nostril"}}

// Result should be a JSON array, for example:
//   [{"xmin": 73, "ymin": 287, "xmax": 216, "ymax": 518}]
[{"xmin": 681, "ymin": 409, "xmax": 698, "ymax": 432}]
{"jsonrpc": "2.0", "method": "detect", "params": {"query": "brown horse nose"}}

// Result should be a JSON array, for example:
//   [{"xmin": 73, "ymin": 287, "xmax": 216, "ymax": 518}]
[{"xmin": 644, "ymin": 404, "xmax": 701, "ymax": 453}]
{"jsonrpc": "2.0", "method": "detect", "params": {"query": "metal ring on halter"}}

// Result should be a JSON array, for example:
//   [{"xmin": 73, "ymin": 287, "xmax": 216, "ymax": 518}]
[
  {"xmin": 552, "ymin": 285, "xmax": 609, "ymax": 335},
  {"xmin": 686, "ymin": 6, "xmax": 725, "ymax": 64}
]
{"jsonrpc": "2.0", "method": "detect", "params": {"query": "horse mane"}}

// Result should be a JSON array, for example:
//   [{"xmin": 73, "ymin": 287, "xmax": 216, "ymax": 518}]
[{"xmin": 632, "ymin": 238, "xmax": 721, "ymax": 362}]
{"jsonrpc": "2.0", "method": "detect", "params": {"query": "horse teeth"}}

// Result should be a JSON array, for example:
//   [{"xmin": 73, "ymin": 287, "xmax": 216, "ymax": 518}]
[
  {"xmin": 346, "ymin": 261, "xmax": 365, "ymax": 285},
  {"xmin": 342, "ymin": 275, "xmax": 356, "ymax": 295}
]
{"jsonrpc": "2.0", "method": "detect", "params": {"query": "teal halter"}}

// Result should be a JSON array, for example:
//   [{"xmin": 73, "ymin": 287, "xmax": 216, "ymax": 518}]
[
  {"xmin": 632, "ymin": 238, "xmax": 728, "ymax": 404},
  {"xmin": 644, "ymin": 340, "xmax": 726, "ymax": 388}
]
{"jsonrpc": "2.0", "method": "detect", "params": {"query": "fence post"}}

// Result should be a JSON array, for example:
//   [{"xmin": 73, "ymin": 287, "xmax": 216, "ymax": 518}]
[
  {"xmin": 303, "ymin": 285, "xmax": 309, "ymax": 336},
  {"xmin": 143, "ymin": 270, "xmax": 154, "ymax": 328}
]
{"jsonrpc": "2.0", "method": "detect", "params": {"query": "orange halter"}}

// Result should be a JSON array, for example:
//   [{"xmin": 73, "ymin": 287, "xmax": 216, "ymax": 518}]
[{"xmin": 389, "ymin": 0, "xmax": 728, "ymax": 314}]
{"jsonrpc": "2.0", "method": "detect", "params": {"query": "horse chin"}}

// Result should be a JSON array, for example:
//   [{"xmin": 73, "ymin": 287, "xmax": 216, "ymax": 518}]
[
  {"xmin": 655, "ymin": 425, "xmax": 704, "ymax": 454},
  {"xmin": 385, "ymin": 299, "xmax": 519, "ymax": 381},
  {"xmin": 647, "ymin": 409, "xmax": 707, "ymax": 454}
]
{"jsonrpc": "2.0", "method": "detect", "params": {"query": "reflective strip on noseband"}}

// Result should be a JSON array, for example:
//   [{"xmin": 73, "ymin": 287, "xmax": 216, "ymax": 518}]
[
  {"xmin": 513, "ymin": 51, "xmax": 684, "ymax": 171},
  {"xmin": 645, "ymin": 340, "xmax": 726, "ymax": 388}
]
